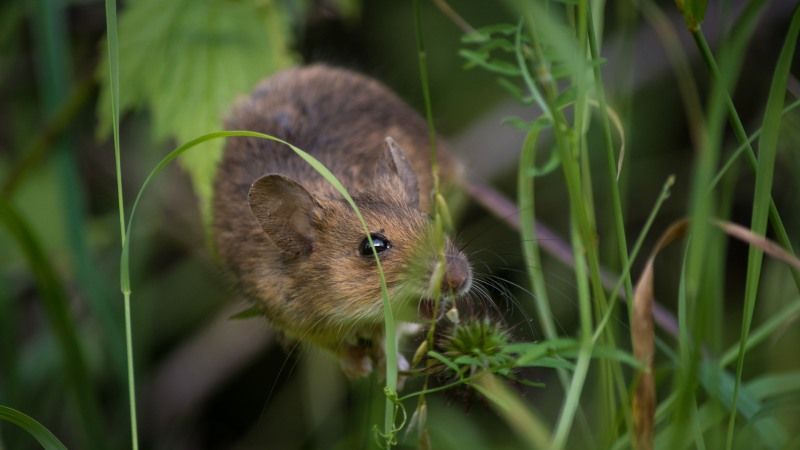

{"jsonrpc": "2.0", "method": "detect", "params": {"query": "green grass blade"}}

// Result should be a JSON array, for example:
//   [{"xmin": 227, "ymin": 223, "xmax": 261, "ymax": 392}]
[
  {"xmin": 674, "ymin": 0, "xmax": 767, "ymax": 442},
  {"xmin": 719, "ymin": 297, "xmax": 800, "ymax": 367},
  {"xmin": 709, "ymin": 99, "xmax": 800, "ymax": 191},
  {"xmin": 471, "ymin": 372, "xmax": 552, "ymax": 449},
  {"xmin": 0, "ymin": 405, "xmax": 68, "ymax": 450},
  {"xmin": 517, "ymin": 124, "xmax": 558, "ymax": 340},
  {"xmin": 587, "ymin": 4, "xmax": 635, "ymax": 309},
  {"xmin": 104, "ymin": 0, "xmax": 124, "ymax": 245},
  {"xmin": 0, "ymin": 199, "xmax": 103, "ymax": 449},
  {"xmin": 726, "ymin": 10, "xmax": 800, "ymax": 447},
  {"xmin": 102, "ymin": 1, "xmax": 136, "ymax": 448},
  {"xmin": 552, "ymin": 342, "xmax": 592, "ymax": 449},
  {"xmin": 413, "ymin": 0, "xmax": 440, "ymax": 195},
  {"xmin": 694, "ymin": 27, "xmax": 800, "ymax": 293},
  {"xmin": 593, "ymin": 176, "xmax": 675, "ymax": 342},
  {"xmin": 32, "ymin": 0, "xmax": 127, "ymax": 391},
  {"xmin": 119, "ymin": 130, "xmax": 397, "ymax": 446}
]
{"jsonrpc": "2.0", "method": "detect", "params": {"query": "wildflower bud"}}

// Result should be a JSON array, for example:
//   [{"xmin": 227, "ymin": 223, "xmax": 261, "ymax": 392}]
[{"xmin": 412, "ymin": 339, "xmax": 429, "ymax": 367}]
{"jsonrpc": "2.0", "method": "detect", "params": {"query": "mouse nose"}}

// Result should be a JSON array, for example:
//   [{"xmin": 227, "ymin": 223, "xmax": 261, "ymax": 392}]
[{"xmin": 442, "ymin": 253, "xmax": 471, "ymax": 295}]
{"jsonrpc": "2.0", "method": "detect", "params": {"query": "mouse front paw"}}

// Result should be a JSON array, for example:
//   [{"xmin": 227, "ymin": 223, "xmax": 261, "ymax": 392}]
[{"xmin": 339, "ymin": 345, "xmax": 374, "ymax": 379}]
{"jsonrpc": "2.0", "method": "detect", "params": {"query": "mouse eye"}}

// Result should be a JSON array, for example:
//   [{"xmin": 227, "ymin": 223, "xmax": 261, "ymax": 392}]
[{"xmin": 359, "ymin": 233, "xmax": 391, "ymax": 257}]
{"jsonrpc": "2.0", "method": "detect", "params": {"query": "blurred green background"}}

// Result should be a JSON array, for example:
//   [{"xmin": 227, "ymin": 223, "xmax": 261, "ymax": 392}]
[{"xmin": 1, "ymin": 0, "xmax": 799, "ymax": 449}]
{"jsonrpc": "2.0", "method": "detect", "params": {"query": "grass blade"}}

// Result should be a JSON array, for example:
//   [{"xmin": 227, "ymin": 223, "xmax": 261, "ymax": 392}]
[
  {"xmin": 0, "ymin": 199, "xmax": 103, "ymax": 449},
  {"xmin": 693, "ymin": 28, "xmax": 800, "ymax": 293},
  {"xmin": 0, "ymin": 405, "xmax": 68, "ymax": 450},
  {"xmin": 119, "ymin": 130, "xmax": 397, "ymax": 447},
  {"xmin": 472, "ymin": 372, "xmax": 552, "ymax": 449},
  {"xmin": 102, "ymin": 1, "xmax": 137, "ymax": 449},
  {"xmin": 726, "ymin": 8, "xmax": 800, "ymax": 448}
]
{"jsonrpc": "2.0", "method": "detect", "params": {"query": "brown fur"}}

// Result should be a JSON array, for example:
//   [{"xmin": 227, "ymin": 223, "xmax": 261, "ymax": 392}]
[{"xmin": 213, "ymin": 65, "xmax": 470, "ymax": 376}]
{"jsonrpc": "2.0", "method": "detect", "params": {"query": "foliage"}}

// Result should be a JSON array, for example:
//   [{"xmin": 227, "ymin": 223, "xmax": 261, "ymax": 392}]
[{"xmin": 96, "ymin": 0, "xmax": 294, "ymax": 225}]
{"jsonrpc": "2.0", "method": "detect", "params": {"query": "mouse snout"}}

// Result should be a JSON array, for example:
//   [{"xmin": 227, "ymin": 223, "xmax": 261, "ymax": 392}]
[{"xmin": 442, "ymin": 253, "xmax": 472, "ymax": 296}]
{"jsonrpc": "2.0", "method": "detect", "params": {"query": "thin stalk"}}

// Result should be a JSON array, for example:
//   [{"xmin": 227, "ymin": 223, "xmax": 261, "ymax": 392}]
[
  {"xmin": 639, "ymin": 0, "xmax": 705, "ymax": 148},
  {"xmin": 593, "ymin": 176, "xmax": 675, "ymax": 342},
  {"xmin": 513, "ymin": 16, "xmax": 595, "ymax": 447},
  {"xmin": 709, "ymin": 99, "xmax": 800, "ymax": 191},
  {"xmin": 521, "ymin": 7, "xmax": 608, "ymax": 332},
  {"xmin": 412, "ymin": 2, "xmax": 450, "ymax": 448},
  {"xmin": 105, "ymin": 0, "xmax": 125, "ymax": 244},
  {"xmin": 517, "ymin": 124, "xmax": 558, "ymax": 340},
  {"xmin": 587, "ymin": 11, "xmax": 636, "ymax": 443},
  {"xmin": 586, "ymin": 4, "xmax": 634, "ymax": 311},
  {"xmin": 517, "ymin": 4, "xmax": 613, "ymax": 444},
  {"xmin": 719, "ymin": 298, "xmax": 800, "ymax": 367},
  {"xmin": 31, "ymin": 0, "xmax": 126, "ymax": 385},
  {"xmin": 30, "ymin": 0, "xmax": 107, "ymax": 447},
  {"xmin": 413, "ymin": 0, "xmax": 440, "ymax": 198},
  {"xmin": 103, "ymin": 1, "xmax": 137, "ymax": 448},
  {"xmin": 552, "ymin": 223, "xmax": 594, "ymax": 449}
]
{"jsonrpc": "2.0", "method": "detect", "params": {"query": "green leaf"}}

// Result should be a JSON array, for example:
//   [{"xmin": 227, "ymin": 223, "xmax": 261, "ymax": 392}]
[
  {"xmin": 453, "ymin": 355, "xmax": 484, "ymax": 366},
  {"xmin": 428, "ymin": 350, "xmax": 460, "ymax": 373},
  {"xmin": 461, "ymin": 23, "xmax": 518, "ymax": 43},
  {"xmin": 515, "ymin": 356, "xmax": 575, "ymax": 370},
  {"xmin": 458, "ymin": 49, "xmax": 521, "ymax": 76},
  {"xmin": 97, "ymin": 0, "xmax": 294, "ymax": 228},
  {"xmin": 503, "ymin": 338, "xmax": 576, "ymax": 354},
  {"xmin": 701, "ymin": 362, "xmax": 788, "ymax": 448},
  {"xmin": 496, "ymin": 77, "xmax": 535, "ymax": 104},
  {"xmin": 507, "ymin": 338, "xmax": 578, "ymax": 364},
  {"xmin": 475, "ymin": 38, "xmax": 516, "ymax": 54},
  {"xmin": 0, "ymin": 405, "xmax": 68, "ymax": 450},
  {"xmin": 746, "ymin": 372, "xmax": 800, "ymax": 401}
]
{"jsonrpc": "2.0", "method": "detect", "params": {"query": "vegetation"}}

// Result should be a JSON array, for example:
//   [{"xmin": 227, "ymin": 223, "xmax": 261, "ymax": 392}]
[{"xmin": 0, "ymin": 0, "xmax": 799, "ymax": 449}]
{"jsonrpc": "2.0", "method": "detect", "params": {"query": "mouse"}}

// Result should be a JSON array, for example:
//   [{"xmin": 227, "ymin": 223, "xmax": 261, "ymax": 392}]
[{"xmin": 213, "ymin": 64, "xmax": 472, "ymax": 378}]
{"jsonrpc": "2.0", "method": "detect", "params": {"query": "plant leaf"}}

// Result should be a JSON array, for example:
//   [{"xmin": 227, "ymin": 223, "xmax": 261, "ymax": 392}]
[{"xmin": 97, "ymin": 0, "xmax": 294, "ymax": 227}]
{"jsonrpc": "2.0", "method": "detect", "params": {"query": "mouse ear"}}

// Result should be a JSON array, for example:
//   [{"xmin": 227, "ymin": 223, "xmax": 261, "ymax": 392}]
[
  {"xmin": 249, "ymin": 174, "xmax": 320, "ymax": 260},
  {"xmin": 382, "ymin": 137, "xmax": 420, "ymax": 208}
]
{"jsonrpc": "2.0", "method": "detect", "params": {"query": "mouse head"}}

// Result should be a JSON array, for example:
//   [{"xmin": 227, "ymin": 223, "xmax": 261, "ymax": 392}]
[{"xmin": 247, "ymin": 138, "xmax": 472, "ymax": 326}]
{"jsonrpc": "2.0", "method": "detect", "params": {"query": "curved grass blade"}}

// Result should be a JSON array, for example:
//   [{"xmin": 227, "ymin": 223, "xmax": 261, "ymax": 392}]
[
  {"xmin": 0, "ymin": 405, "xmax": 68, "ymax": 450},
  {"xmin": 0, "ymin": 200, "xmax": 103, "ymax": 449},
  {"xmin": 471, "ymin": 372, "xmax": 552, "ymax": 449},
  {"xmin": 119, "ymin": 130, "xmax": 398, "ymax": 447}
]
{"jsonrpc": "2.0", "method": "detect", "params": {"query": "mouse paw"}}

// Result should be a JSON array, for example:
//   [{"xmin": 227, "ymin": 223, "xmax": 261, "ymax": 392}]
[{"xmin": 340, "ymin": 345, "xmax": 374, "ymax": 379}]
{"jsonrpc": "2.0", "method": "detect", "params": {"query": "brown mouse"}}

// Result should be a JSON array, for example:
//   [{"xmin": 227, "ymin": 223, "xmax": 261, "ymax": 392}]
[{"xmin": 213, "ymin": 65, "xmax": 472, "ymax": 377}]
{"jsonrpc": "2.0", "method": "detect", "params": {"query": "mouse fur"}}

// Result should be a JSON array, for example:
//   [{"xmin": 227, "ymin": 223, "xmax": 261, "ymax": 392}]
[{"xmin": 213, "ymin": 65, "xmax": 471, "ymax": 377}]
